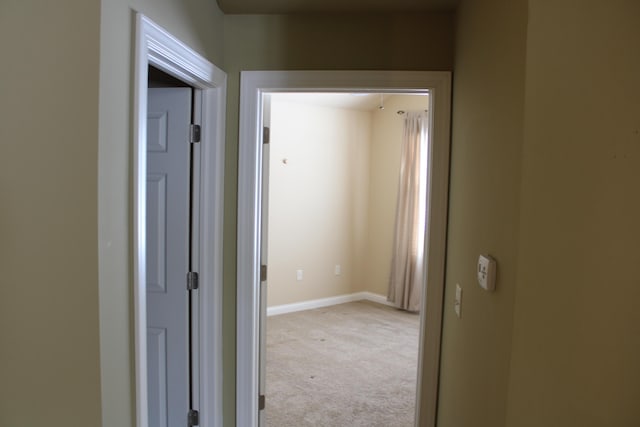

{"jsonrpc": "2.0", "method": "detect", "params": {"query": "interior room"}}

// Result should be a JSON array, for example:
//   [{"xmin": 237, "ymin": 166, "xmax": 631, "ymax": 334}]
[
  {"xmin": 1, "ymin": 0, "xmax": 639, "ymax": 427},
  {"xmin": 266, "ymin": 93, "xmax": 429, "ymax": 310},
  {"xmin": 264, "ymin": 93, "xmax": 428, "ymax": 425}
]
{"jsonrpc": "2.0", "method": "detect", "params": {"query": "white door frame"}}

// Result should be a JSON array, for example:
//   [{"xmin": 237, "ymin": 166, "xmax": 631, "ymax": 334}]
[
  {"xmin": 133, "ymin": 14, "xmax": 226, "ymax": 427},
  {"xmin": 237, "ymin": 70, "xmax": 451, "ymax": 427}
]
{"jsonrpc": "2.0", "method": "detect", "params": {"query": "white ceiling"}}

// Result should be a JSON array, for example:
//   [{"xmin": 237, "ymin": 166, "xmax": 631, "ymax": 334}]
[
  {"xmin": 272, "ymin": 93, "xmax": 381, "ymax": 111},
  {"xmin": 271, "ymin": 93, "xmax": 428, "ymax": 111},
  {"xmin": 217, "ymin": 0, "xmax": 458, "ymax": 14}
]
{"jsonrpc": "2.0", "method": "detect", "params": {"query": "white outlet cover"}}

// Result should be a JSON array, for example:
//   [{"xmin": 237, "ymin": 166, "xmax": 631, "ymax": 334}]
[{"xmin": 454, "ymin": 284, "xmax": 462, "ymax": 318}]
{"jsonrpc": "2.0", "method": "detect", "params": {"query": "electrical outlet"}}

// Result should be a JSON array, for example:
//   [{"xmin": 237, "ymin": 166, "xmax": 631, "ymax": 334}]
[
  {"xmin": 454, "ymin": 284, "xmax": 462, "ymax": 318},
  {"xmin": 334, "ymin": 264, "xmax": 341, "ymax": 276},
  {"xmin": 296, "ymin": 269, "xmax": 303, "ymax": 281}
]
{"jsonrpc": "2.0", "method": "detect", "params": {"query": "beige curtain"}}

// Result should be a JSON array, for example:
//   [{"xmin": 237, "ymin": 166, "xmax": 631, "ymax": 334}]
[{"xmin": 388, "ymin": 112, "xmax": 429, "ymax": 312}]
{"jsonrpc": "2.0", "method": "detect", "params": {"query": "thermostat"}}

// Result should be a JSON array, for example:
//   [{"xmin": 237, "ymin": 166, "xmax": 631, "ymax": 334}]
[{"xmin": 477, "ymin": 255, "xmax": 496, "ymax": 291}]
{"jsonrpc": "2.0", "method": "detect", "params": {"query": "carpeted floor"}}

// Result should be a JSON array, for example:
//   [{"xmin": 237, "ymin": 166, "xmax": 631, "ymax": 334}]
[{"xmin": 265, "ymin": 300, "xmax": 420, "ymax": 427}]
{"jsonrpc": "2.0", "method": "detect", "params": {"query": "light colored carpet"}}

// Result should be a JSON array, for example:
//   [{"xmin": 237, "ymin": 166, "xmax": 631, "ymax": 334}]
[{"xmin": 265, "ymin": 300, "xmax": 420, "ymax": 427}]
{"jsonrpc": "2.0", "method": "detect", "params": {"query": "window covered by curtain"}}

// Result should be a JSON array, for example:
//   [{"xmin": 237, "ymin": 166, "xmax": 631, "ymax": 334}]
[{"xmin": 387, "ymin": 112, "xmax": 429, "ymax": 312}]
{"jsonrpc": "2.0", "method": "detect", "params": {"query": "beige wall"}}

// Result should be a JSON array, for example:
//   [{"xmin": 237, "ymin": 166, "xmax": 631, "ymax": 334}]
[
  {"xmin": 443, "ymin": 1, "xmax": 640, "ymax": 426},
  {"xmin": 363, "ymin": 94, "xmax": 430, "ymax": 296},
  {"xmin": 0, "ymin": 1, "xmax": 102, "ymax": 425},
  {"xmin": 506, "ymin": 1, "xmax": 640, "ymax": 425},
  {"xmin": 267, "ymin": 98, "xmax": 371, "ymax": 306},
  {"xmin": 437, "ymin": 0, "xmax": 527, "ymax": 425},
  {"xmin": 97, "ymin": 0, "xmax": 223, "ymax": 425}
]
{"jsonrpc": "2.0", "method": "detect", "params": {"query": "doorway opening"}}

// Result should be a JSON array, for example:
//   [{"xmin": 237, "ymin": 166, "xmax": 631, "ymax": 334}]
[
  {"xmin": 133, "ymin": 14, "xmax": 226, "ymax": 427},
  {"xmin": 146, "ymin": 66, "xmax": 198, "ymax": 427},
  {"xmin": 236, "ymin": 71, "xmax": 452, "ymax": 427},
  {"xmin": 264, "ymin": 92, "xmax": 429, "ymax": 426}
]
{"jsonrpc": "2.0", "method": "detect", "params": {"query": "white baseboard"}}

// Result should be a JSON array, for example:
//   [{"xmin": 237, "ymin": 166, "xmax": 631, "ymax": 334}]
[{"xmin": 267, "ymin": 291, "xmax": 397, "ymax": 317}]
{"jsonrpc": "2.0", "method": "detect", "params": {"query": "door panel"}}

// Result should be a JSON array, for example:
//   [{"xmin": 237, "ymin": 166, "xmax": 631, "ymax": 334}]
[
  {"xmin": 147, "ymin": 327, "xmax": 169, "ymax": 427},
  {"xmin": 147, "ymin": 173, "xmax": 167, "ymax": 293},
  {"xmin": 147, "ymin": 87, "xmax": 192, "ymax": 427}
]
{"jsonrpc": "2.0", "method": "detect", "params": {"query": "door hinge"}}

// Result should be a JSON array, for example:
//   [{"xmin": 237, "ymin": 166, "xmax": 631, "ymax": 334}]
[
  {"xmin": 260, "ymin": 265, "xmax": 267, "ymax": 282},
  {"xmin": 259, "ymin": 394, "xmax": 266, "ymax": 411},
  {"xmin": 190, "ymin": 124, "xmax": 201, "ymax": 143},
  {"xmin": 263, "ymin": 126, "xmax": 270, "ymax": 144},
  {"xmin": 187, "ymin": 271, "xmax": 199, "ymax": 291},
  {"xmin": 188, "ymin": 409, "xmax": 199, "ymax": 426}
]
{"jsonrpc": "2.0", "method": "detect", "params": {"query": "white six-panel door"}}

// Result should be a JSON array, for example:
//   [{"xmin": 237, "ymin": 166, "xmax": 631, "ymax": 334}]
[{"xmin": 147, "ymin": 87, "xmax": 192, "ymax": 427}]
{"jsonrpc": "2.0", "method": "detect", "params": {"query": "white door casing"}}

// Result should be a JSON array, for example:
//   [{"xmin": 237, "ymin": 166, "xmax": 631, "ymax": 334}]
[
  {"xmin": 147, "ymin": 87, "xmax": 192, "ymax": 427},
  {"xmin": 237, "ymin": 71, "xmax": 452, "ymax": 427},
  {"xmin": 258, "ymin": 94, "xmax": 271, "ymax": 425},
  {"xmin": 133, "ymin": 14, "xmax": 227, "ymax": 427}
]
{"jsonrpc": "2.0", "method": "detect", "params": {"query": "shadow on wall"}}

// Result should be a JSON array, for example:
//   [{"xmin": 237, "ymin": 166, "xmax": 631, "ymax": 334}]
[{"xmin": 223, "ymin": 13, "xmax": 455, "ymax": 72}]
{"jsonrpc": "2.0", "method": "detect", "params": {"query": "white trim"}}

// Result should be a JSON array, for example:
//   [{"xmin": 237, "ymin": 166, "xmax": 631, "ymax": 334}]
[
  {"xmin": 267, "ymin": 292, "xmax": 396, "ymax": 317},
  {"xmin": 361, "ymin": 292, "xmax": 399, "ymax": 308},
  {"xmin": 134, "ymin": 14, "xmax": 226, "ymax": 427},
  {"xmin": 236, "ymin": 70, "xmax": 451, "ymax": 427}
]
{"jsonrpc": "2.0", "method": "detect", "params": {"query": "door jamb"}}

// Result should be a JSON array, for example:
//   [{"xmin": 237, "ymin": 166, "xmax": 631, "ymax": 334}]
[
  {"xmin": 236, "ymin": 70, "xmax": 451, "ymax": 427},
  {"xmin": 133, "ymin": 14, "xmax": 226, "ymax": 427}
]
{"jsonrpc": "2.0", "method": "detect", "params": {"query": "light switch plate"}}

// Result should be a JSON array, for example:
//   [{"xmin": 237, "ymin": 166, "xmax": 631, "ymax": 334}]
[
  {"xmin": 477, "ymin": 255, "xmax": 496, "ymax": 291},
  {"xmin": 454, "ymin": 284, "xmax": 462, "ymax": 318}
]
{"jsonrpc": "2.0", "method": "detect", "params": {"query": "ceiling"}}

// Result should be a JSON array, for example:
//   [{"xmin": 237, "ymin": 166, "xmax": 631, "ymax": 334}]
[
  {"xmin": 272, "ymin": 93, "xmax": 383, "ymax": 111},
  {"xmin": 271, "ymin": 93, "xmax": 428, "ymax": 111},
  {"xmin": 217, "ymin": 0, "xmax": 458, "ymax": 14}
]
